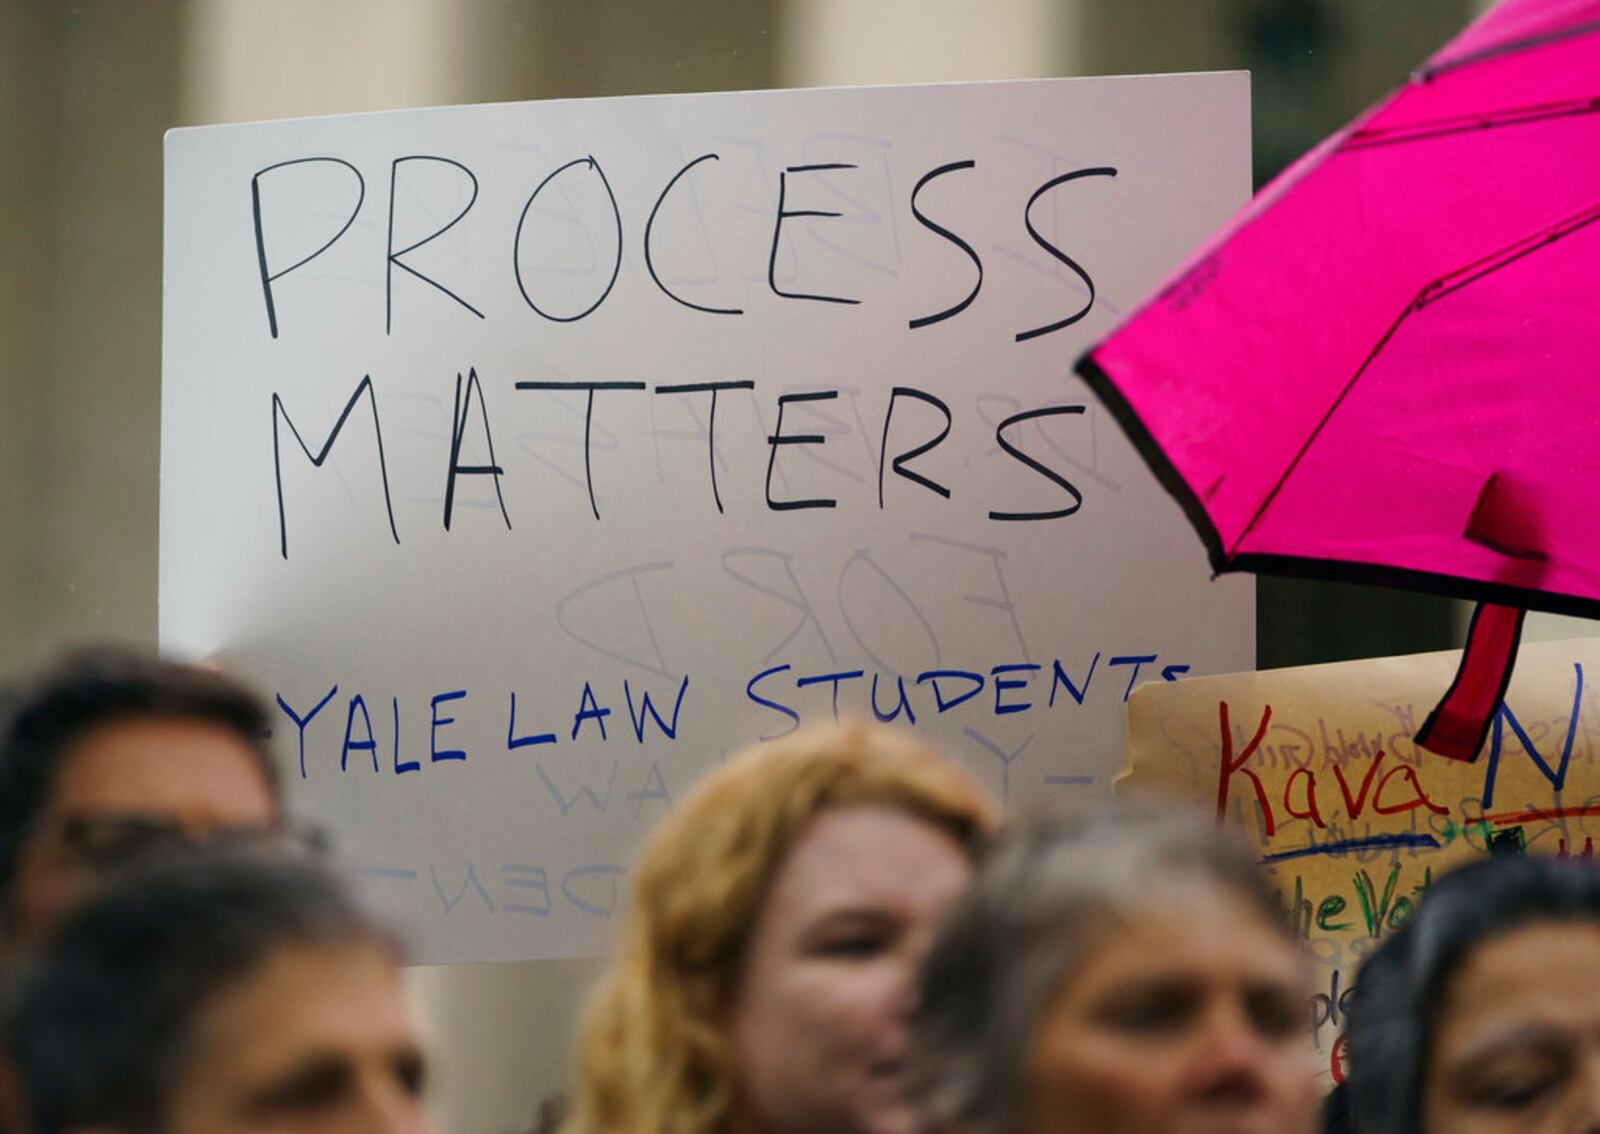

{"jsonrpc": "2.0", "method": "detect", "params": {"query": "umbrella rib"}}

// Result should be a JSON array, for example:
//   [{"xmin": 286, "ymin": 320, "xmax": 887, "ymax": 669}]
[
  {"xmin": 1228, "ymin": 308, "xmax": 1417, "ymax": 559},
  {"xmin": 1419, "ymin": 14, "xmax": 1600, "ymax": 81},
  {"xmin": 1345, "ymin": 95, "xmax": 1600, "ymax": 150},
  {"xmin": 1423, "ymin": 200, "xmax": 1600, "ymax": 308},
  {"xmin": 1230, "ymin": 199, "xmax": 1600, "ymax": 558}
]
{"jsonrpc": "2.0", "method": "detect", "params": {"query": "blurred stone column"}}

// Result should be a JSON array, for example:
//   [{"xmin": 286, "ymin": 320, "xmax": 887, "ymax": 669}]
[
  {"xmin": 0, "ymin": 1, "xmax": 182, "ymax": 675},
  {"xmin": 779, "ymin": 0, "xmax": 1078, "ymax": 85},
  {"xmin": 180, "ymin": 0, "xmax": 480, "ymax": 123},
  {"xmin": 0, "ymin": 2, "xmax": 52, "ymax": 670}
]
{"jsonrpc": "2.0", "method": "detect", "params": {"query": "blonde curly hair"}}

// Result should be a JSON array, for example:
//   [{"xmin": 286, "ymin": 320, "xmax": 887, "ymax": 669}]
[{"xmin": 560, "ymin": 720, "xmax": 996, "ymax": 1134}]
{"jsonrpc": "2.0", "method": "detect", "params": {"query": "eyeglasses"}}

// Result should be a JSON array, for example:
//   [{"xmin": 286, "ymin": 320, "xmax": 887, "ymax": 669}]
[{"xmin": 33, "ymin": 814, "xmax": 330, "ymax": 876}]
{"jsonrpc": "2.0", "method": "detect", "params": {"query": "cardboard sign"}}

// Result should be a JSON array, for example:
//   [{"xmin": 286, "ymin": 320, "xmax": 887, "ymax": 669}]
[
  {"xmin": 1124, "ymin": 638, "xmax": 1600, "ymax": 1081},
  {"xmin": 162, "ymin": 76, "xmax": 1253, "ymax": 962}
]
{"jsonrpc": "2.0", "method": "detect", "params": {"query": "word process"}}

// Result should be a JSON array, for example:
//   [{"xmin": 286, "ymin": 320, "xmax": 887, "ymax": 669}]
[{"xmin": 254, "ymin": 150, "xmax": 1111, "ymax": 344}]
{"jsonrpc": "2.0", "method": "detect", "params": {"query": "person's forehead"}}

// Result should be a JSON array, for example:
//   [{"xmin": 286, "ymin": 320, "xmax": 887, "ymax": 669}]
[
  {"xmin": 768, "ymin": 805, "xmax": 969, "ymax": 909},
  {"xmin": 187, "ymin": 941, "xmax": 414, "ymax": 1070},
  {"xmin": 1436, "ymin": 922, "xmax": 1600, "ymax": 1047},
  {"xmin": 1059, "ymin": 890, "xmax": 1307, "ymax": 989},
  {"xmin": 47, "ymin": 715, "xmax": 277, "ymax": 821}
]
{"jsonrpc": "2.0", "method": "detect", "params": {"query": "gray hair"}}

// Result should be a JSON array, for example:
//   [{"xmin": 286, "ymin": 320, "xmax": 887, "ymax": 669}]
[{"xmin": 907, "ymin": 803, "xmax": 1288, "ymax": 1133}]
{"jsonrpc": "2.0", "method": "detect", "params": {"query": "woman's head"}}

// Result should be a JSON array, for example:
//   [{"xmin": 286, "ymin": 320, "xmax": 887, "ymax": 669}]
[
  {"xmin": 1348, "ymin": 853, "xmax": 1600, "ymax": 1134},
  {"xmin": 563, "ymin": 721, "xmax": 996, "ymax": 1134},
  {"xmin": 910, "ymin": 804, "xmax": 1319, "ymax": 1134}
]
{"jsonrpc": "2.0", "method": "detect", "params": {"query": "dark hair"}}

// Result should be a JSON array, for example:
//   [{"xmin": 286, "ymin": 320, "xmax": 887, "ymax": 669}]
[
  {"xmin": 5, "ymin": 854, "xmax": 402, "ymax": 1134},
  {"xmin": 0, "ymin": 645, "xmax": 281, "ymax": 892},
  {"xmin": 908, "ymin": 804, "xmax": 1291, "ymax": 1134},
  {"xmin": 1347, "ymin": 854, "xmax": 1600, "ymax": 1134}
]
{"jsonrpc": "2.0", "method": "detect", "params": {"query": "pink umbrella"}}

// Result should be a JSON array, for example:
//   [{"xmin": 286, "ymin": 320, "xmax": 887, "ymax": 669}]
[{"xmin": 1078, "ymin": 0, "xmax": 1600, "ymax": 762}]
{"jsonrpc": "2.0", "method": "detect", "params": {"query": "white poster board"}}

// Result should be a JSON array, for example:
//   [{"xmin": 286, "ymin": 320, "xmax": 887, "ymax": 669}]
[{"xmin": 162, "ymin": 76, "xmax": 1254, "ymax": 963}]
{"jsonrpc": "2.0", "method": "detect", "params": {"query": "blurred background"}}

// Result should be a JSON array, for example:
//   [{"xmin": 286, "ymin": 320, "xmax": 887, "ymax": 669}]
[{"xmin": 4, "ymin": 2, "xmax": 1587, "ymax": 1131}]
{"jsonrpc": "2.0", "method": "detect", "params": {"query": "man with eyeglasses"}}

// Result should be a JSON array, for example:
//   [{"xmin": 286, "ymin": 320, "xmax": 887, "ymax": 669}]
[{"xmin": 0, "ymin": 645, "xmax": 312, "ymax": 957}]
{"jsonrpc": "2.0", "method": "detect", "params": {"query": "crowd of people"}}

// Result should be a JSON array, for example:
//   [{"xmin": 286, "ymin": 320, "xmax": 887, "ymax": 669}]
[{"xmin": 0, "ymin": 645, "xmax": 1596, "ymax": 1134}]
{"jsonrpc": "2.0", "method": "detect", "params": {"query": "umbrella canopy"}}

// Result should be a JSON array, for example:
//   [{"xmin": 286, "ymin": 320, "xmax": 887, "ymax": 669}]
[{"xmin": 1078, "ymin": 0, "xmax": 1600, "ymax": 760}]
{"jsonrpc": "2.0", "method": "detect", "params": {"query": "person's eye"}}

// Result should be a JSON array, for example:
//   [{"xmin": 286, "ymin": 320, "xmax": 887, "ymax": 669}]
[
  {"xmin": 247, "ymin": 1062, "xmax": 351, "ymax": 1116},
  {"xmin": 393, "ymin": 1052, "xmax": 427, "ymax": 1098},
  {"xmin": 1098, "ymin": 987, "xmax": 1198, "ymax": 1033},
  {"xmin": 1475, "ymin": 1075, "xmax": 1557, "ymax": 1109},
  {"xmin": 1246, "ymin": 986, "xmax": 1306, "ymax": 1039},
  {"xmin": 1464, "ymin": 1061, "xmax": 1563, "ymax": 1111},
  {"xmin": 813, "ymin": 930, "xmax": 891, "ymax": 958},
  {"xmin": 63, "ymin": 819, "xmax": 186, "ymax": 870},
  {"xmin": 803, "ymin": 912, "xmax": 900, "ymax": 960}
]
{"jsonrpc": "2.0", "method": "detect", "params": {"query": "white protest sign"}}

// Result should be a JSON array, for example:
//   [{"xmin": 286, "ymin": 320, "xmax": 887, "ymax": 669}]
[{"xmin": 162, "ymin": 76, "xmax": 1254, "ymax": 963}]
